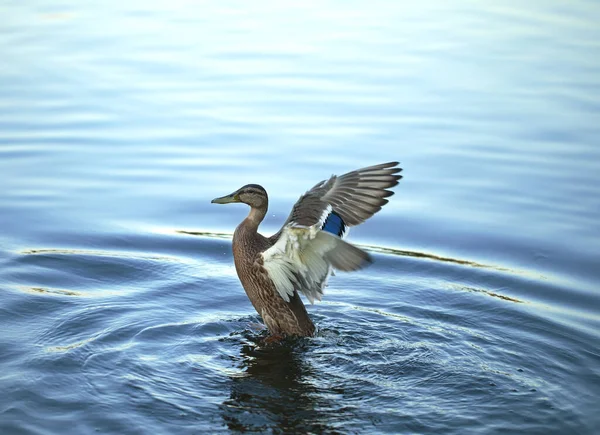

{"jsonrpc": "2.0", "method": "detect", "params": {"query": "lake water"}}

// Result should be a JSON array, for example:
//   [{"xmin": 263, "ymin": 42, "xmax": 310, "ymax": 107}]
[{"xmin": 1, "ymin": 1, "xmax": 599, "ymax": 434}]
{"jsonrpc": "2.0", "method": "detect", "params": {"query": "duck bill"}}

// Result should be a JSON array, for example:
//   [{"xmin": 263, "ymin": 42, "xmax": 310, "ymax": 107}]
[{"xmin": 211, "ymin": 192, "xmax": 240, "ymax": 204}]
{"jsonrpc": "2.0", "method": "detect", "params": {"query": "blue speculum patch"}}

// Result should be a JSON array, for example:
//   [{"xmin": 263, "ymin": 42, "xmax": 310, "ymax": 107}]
[{"xmin": 322, "ymin": 211, "xmax": 346, "ymax": 237}]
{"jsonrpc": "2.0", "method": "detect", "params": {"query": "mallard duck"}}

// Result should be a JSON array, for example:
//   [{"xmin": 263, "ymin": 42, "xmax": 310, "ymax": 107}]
[{"xmin": 211, "ymin": 162, "xmax": 402, "ymax": 337}]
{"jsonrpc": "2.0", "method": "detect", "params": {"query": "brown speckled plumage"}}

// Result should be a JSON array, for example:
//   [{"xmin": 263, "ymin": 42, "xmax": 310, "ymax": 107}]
[
  {"xmin": 211, "ymin": 162, "xmax": 402, "ymax": 337},
  {"xmin": 232, "ymin": 214, "xmax": 315, "ymax": 336}
]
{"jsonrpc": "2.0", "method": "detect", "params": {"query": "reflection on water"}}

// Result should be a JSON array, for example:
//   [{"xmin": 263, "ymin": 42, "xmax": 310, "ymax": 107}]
[
  {"xmin": 366, "ymin": 244, "xmax": 521, "ymax": 272},
  {"xmin": 175, "ymin": 230, "xmax": 231, "ymax": 239},
  {"xmin": 450, "ymin": 285, "xmax": 523, "ymax": 304},
  {"xmin": 221, "ymin": 334, "xmax": 342, "ymax": 434},
  {"xmin": 20, "ymin": 248, "xmax": 187, "ymax": 264},
  {"xmin": 20, "ymin": 286, "xmax": 82, "ymax": 297}
]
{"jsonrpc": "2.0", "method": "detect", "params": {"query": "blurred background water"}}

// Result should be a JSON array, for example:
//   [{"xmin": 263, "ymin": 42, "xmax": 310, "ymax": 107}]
[{"xmin": 1, "ymin": 1, "xmax": 599, "ymax": 434}]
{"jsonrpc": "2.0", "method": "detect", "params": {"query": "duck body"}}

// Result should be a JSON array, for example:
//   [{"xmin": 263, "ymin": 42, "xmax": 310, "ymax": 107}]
[
  {"xmin": 232, "ymin": 217, "xmax": 315, "ymax": 336},
  {"xmin": 212, "ymin": 162, "xmax": 402, "ymax": 337}
]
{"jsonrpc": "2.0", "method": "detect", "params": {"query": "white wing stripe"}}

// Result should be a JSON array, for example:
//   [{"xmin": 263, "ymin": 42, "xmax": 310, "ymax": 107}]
[
  {"xmin": 262, "ymin": 225, "xmax": 330, "ymax": 303},
  {"xmin": 261, "ymin": 223, "xmax": 370, "ymax": 304}
]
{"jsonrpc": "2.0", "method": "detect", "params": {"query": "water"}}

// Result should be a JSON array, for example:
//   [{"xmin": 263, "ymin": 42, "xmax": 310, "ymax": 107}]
[{"xmin": 1, "ymin": 1, "xmax": 600, "ymax": 433}]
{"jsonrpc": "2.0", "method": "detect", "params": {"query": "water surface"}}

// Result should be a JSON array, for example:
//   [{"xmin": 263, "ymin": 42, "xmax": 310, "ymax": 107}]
[{"xmin": 1, "ymin": 1, "xmax": 600, "ymax": 434}]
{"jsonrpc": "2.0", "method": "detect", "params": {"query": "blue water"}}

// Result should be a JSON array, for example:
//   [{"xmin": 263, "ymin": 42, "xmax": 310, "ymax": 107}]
[{"xmin": 1, "ymin": 1, "xmax": 600, "ymax": 434}]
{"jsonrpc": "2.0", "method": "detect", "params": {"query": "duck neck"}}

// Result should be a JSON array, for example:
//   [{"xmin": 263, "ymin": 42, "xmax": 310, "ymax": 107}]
[{"xmin": 243, "ymin": 205, "xmax": 267, "ymax": 233}]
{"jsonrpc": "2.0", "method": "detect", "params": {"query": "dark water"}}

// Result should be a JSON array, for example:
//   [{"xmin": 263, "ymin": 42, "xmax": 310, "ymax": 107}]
[{"xmin": 2, "ymin": 2, "xmax": 600, "ymax": 434}]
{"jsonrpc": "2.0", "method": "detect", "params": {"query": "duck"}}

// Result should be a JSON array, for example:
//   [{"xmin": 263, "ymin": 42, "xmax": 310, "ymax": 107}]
[{"xmin": 211, "ymin": 162, "xmax": 402, "ymax": 337}]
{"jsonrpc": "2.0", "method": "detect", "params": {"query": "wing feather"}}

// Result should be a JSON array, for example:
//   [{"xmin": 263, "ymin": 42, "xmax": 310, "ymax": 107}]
[
  {"xmin": 262, "ymin": 226, "xmax": 371, "ymax": 304},
  {"xmin": 263, "ymin": 162, "xmax": 401, "ymax": 303},
  {"xmin": 269, "ymin": 162, "xmax": 401, "ymax": 244}
]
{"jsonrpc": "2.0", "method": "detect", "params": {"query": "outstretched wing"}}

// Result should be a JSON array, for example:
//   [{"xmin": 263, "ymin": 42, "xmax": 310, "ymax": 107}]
[
  {"xmin": 262, "ymin": 226, "xmax": 372, "ymax": 304},
  {"xmin": 269, "ymin": 161, "xmax": 402, "ymax": 242},
  {"xmin": 263, "ymin": 161, "xmax": 402, "ymax": 303}
]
